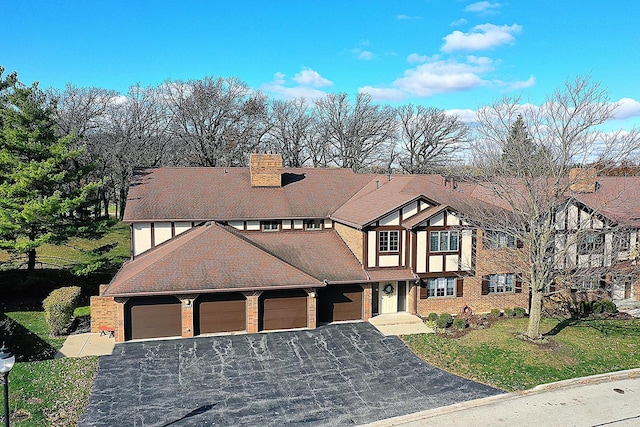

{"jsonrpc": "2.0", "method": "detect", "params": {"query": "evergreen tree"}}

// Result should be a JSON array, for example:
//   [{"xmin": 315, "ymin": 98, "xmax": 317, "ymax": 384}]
[
  {"xmin": 500, "ymin": 114, "xmax": 549, "ymax": 176},
  {"xmin": 0, "ymin": 68, "xmax": 99, "ymax": 271}
]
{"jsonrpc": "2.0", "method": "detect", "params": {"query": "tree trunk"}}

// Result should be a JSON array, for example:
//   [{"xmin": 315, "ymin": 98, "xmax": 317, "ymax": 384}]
[
  {"xmin": 526, "ymin": 287, "xmax": 544, "ymax": 339},
  {"xmin": 27, "ymin": 248, "xmax": 37, "ymax": 271}
]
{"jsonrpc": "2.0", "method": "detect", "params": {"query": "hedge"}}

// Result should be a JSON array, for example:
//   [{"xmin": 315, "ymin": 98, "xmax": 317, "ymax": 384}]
[{"xmin": 43, "ymin": 286, "xmax": 81, "ymax": 336}]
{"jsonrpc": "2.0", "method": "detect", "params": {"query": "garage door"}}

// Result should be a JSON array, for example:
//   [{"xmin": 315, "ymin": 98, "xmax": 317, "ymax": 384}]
[
  {"xmin": 317, "ymin": 285, "xmax": 363, "ymax": 323},
  {"xmin": 260, "ymin": 290, "xmax": 308, "ymax": 331},
  {"xmin": 126, "ymin": 296, "xmax": 181, "ymax": 341},
  {"xmin": 197, "ymin": 293, "xmax": 246, "ymax": 334}
]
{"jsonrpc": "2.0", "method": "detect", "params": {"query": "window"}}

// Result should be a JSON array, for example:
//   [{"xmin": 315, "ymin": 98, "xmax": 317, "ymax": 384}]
[
  {"xmin": 576, "ymin": 276, "xmax": 604, "ymax": 291},
  {"xmin": 426, "ymin": 277, "xmax": 456, "ymax": 297},
  {"xmin": 261, "ymin": 221, "xmax": 281, "ymax": 231},
  {"xmin": 305, "ymin": 219, "xmax": 323, "ymax": 230},
  {"xmin": 485, "ymin": 230, "xmax": 515, "ymax": 248},
  {"xmin": 430, "ymin": 230, "xmax": 459, "ymax": 252},
  {"xmin": 615, "ymin": 230, "xmax": 631, "ymax": 251},
  {"xmin": 379, "ymin": 230, "xmax": 399, "ymax": 252},
  {"xmin": 487, "ymin": 273, "xmax": 515, "ymax": 293},
  {"xmin": 578, "ymin": 232, "xmax": 604, "ymax": 254}
]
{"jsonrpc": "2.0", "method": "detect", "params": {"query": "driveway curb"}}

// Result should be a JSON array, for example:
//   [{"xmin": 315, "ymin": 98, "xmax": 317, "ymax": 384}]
[{"xmin": 360, "ymin": 368, "xmax": 640, "ymax": 426}]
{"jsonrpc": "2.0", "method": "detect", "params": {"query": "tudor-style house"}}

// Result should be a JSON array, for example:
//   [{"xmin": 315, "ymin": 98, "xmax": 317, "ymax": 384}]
[{"xmin": 91, "ymin": 155, "xmax": 640, "ymax": 342}]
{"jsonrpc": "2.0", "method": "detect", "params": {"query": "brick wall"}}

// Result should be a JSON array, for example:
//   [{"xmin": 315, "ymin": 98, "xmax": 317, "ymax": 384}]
[
  {"xmin": 177, "ymin": 295, "xmax": 195, "ymax": 338},
  {"xmin": 335, "ymin": 222, "xmax": 364, "ymax": 263},
  {"xmin": 250, "ymin": 153, "xmax": 282, "ymax": 187},
  {"xmin": 307, "ymin": 289, "xmax": 317, "ymax": 329},
  {"xmin": 90, "ymin": 291, "xmax": 117, "ymax": 334},
  {"xmin": 362, "ymin": 283, "xmax": 372, "ymax": 321},
  {"xmin": 417, "ymin": 230, "xmax": 530, "ymax": 316}
]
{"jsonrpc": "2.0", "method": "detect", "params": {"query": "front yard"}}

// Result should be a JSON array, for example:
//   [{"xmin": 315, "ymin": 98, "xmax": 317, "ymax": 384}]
[
  {"xmin": 403, "ymin": 317, "xmax": 640, "ymax": 391},
  {"xmin": 1, "ymin": 310, "xmax": 98, "ymax": 427}
]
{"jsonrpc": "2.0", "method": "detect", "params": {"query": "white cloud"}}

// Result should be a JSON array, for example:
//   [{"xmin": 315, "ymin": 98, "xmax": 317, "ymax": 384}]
[
  {"xmin": 272, "ymin": 72, "xmax": 286, "ymax": 85},
  {"xmin": 442, "ymin": 23, "xmax": 522, "ymax": 52},
  {"xmin": 465, "ymin": 1, "xmax": 501, "ymax": 14},
  {"xmin": 397, "ymin": 14, "xmax": 420, "ymax": 20},
  {"xmin": 292, "ymin": 67, "xmax": 333, "ymax": 88},
  {"xmin": 358, "ymin": 86, "xmax": 407, "ymax": 102},
  {"xmin": 446, "ymin": 108, "xmax": 479, "ymax": 124},
  {"xmin": 613, "ymin": 98, "xmax": 640, "ymax": 120},
  {"xmin": 407, "ymin": 53, "xmax": 429, "ymax": 64},
  {"xmin": 497, "ymin": 75, "xmax": 536, "ymax": 92},
  {"xmin": 363, "ymin": 56, "xmax": 495, "ymax": 101},
  {"xmin": 358, "ymin": 50, "xmax": 374, "ymax": 60},
  {"xmin": 261, "ymin": 68, "xmax": 333, "ymax": 100},
  {"xmin": 450, "ymin": 18, "xmax": 468, "ymax": 27}
]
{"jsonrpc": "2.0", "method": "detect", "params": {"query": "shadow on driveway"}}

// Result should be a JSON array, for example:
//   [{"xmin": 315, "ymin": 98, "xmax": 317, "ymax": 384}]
[{"xmin": 80, "ymin": 323, "xmax": 502, "ymax": 426}]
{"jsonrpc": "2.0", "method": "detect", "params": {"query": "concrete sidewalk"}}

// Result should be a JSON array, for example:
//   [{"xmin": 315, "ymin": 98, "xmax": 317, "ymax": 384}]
[
  {"xmin": 363, "ymin": 369, "xmax": 640, "ymax": 427},
  {"xmin": 369, "ymin": 313, "xmax": 433, "ymax": 336},
  {"xmin": 55, "ymin": 333, "xmax": 115, "ymax": 358}
]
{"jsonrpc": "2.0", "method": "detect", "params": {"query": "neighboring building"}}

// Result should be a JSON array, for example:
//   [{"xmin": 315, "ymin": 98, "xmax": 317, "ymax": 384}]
[{"xmin": 91, "ymin": 155, "xmax": 640, "ymax": 342}]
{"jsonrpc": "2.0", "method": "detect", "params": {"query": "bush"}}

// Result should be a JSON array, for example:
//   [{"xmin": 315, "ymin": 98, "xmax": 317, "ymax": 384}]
[
  {"xmin": 43, "ymin": 286, "xmax": 81, "ymax": 336},
  {"xmin": 490, "ymin": 309, "xmax": 502, "ymax": 318},
  {"xmin": 504, "ymin": 308, "xmax": 514, "ymax": 317},
  {"xmin": 452, "ymin": 317, "xmax": 467, "ymax": 330},
  {"xmin": 427, "ymin": 312, "xmax": 439, "ymax": 322},
  {"xmin": 600, "ymin": 300, "xmax": 617, "ymax": 313},
  {"xmin": 436, "ymin": 313, "xmax": 453, "ymax": 329},
  {"xmin": 513, "ymin": 307, "xmax": 527, "ymax": 317}
]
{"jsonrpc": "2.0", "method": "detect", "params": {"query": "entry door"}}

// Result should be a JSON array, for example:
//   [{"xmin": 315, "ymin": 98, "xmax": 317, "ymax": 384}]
[{"xmin": 379, "ymin": 282, "xmax": 398, "ymax": 314}]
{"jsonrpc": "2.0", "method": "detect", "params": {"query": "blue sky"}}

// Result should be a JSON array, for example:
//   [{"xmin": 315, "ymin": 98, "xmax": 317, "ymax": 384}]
[{"xmin": 4, "ymin": 0, "xmax": 640, "ymax": 129}]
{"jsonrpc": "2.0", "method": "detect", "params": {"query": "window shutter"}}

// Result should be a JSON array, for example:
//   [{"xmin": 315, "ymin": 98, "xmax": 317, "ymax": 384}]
[
  {"xmin": 515, "ymin": 277, "xmax": 522, "ymax": 293},
  {"xmin": 481, "ymin": 276, "xmax": 489, "ymax": 295},
  {"xmin": 419, "ymin": 284, "xmax": 427, "ymax": 299},
  {"xmin": 456, "ymin": 278, "xmax": 464, "ymax": 297},
  {"xmin": 549, "ymin": 282, "xmax": 556, "ymax": 292}
]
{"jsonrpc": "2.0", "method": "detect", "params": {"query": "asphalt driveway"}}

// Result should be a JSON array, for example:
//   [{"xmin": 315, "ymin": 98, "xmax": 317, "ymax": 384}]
[{"xmin": 80, "ymin": 323, "xmax": 502, "ymax": 426}]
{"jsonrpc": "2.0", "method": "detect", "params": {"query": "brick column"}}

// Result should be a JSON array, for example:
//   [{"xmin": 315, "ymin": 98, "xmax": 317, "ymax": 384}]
[
  {"xmin": 306, "ymin": 289, "xmax": 317, "ymax": 329},
  {"xmin": 243, "ymin": 291, "xmax": 262, "ymax": 333},
  {"xmin": 362, "ymin": 283, "xmax": 372, "ymax": 321},
  {"xmin": 177, "ymin": 294, "xmax": 197, "ymax": 338},
  {"xmin": 113, "ymin": 297, "xmax": 129, "ymax": 343},
  {"xmin": 408, "ymin": 280, "xmax": 418, "ymax": 315}
]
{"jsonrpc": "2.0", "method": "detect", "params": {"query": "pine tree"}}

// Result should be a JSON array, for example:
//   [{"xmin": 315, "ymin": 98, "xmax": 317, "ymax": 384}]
[
  {"xmin": 0, "ymin": 68, "xmax": 99, "ymax": 271},
  {"xmin": 500, "ymin": 114, "xmax": 548, "ymax": 176}
]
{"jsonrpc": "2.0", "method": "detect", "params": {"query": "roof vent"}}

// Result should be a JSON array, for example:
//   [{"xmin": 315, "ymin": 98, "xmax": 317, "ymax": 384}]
[{"xmin": 250, "ymin": 153, "xmax": 283, "ymax": 187}]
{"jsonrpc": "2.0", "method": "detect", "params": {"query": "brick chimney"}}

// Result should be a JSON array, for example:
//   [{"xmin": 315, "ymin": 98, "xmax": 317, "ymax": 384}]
[
  {"xmin": 250, "ymin": 153, "xmax": 283, "ymax": 187},
  {"xmin": 569, "ymin": 167, "xmax": 597, "ymax": 193}
]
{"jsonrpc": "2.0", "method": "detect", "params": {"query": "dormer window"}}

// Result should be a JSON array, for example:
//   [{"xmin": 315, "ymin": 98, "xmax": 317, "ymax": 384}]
[
  {"xmin": 305, "ymin": 220, "xmax": 323, "ymax": 230},
  {"xmin": 261, "ymin": 221, "xmax": 281, "ymax": 232},
  {"xmin": 379, "ymin": 230, "xmax": 399, "ymax": 253}
]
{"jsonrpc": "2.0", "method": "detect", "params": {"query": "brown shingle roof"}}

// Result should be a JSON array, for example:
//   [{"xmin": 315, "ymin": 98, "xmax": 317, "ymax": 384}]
[
  {"xmin": 241, "ymin": 230, "xmax": 369, "ymax": 283},
  {"xmin": 401, "ymin": 205, "xmax": 450, "ymax": 229},
  {"xmin": 124, "ymin": 167, "xmax": 373, "ymax": 222},
  {"xmin": 574, "ymin": 177, "xmax": 640, "ymax": 227},
  {"xmin": 103, "ymin": 222, "xmax": 321, "ymax": 297},
  {"xmin": 366, "ymin": 268, "xmax": 417, "ymax": 282}
]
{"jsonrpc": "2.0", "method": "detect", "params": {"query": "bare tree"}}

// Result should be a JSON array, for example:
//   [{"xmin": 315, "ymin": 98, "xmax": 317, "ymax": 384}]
[
  {"xmin": 162, "ymin": 76, "xmax": 268, "ymax": 167},
  {"xmin": 464, "ymin": 76, "xmax": 640, "ymax": 340},
  {"xmin": 397, "ymin": 105, "xmax": 469, "ymax": 174},
  {"xmin": 266, "ymin": 98, "xmax": 314, "ymax": 167},
  {"xmin": 314, "ymin": 92, "xmax": 396, "ymax": 172}
]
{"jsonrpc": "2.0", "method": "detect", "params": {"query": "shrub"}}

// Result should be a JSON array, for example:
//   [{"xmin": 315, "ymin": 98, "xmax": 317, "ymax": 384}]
[
  {"xmin": 504, "ymin": 308, "xmax": 514, "ymax": 317},
  {"xmin": 43, "ymin": 286, "xmax": 81, "ymax": 336},
  {"xmin": 436, "ymin": 313, "xmax": 453, "ymax": 329},
  {"xmin": 490, "ymin": 309, "xmax": 502, "ymax": 318},
  {"xmin": 600, "ymin": 300, "xmax": 617, "ymax": 313},
  {"xmin": 427, "ymin": 312, "xmax": 439, "ymax": 322},
  {"xmin": 591, "ymin": 300, "xmax": 604, "ymax": 314},
  {"xmin": 452, "ymin": 317, "xmax": 467, "ymax": 330},
  {"xmin": 513, "ymin": 307, "xmax": 527, "ymax": 317}
]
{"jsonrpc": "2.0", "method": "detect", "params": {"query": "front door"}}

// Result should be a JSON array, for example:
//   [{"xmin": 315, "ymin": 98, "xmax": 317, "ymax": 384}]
[{"xmin": 379, "ymin": 282, "xmax": 398, "ymax": 314}]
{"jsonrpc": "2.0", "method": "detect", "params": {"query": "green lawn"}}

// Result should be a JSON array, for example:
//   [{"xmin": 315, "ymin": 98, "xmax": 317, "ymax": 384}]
[
  {"xmin": 403, "ymin": 317, "xmax": 640, "ymax": 391},
  {"xmin": 2, "ymin": 310, "xmax": 98, "ymax": 427}
]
